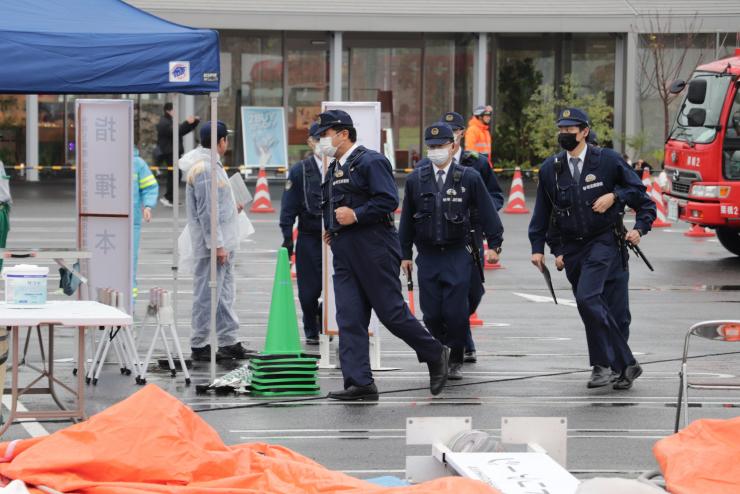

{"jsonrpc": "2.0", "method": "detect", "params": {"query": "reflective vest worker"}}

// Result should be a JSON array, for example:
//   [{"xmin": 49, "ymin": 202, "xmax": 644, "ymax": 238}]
[{"xmin": 464, "ymin": 105, "xmax": 493, "ymax": 167}]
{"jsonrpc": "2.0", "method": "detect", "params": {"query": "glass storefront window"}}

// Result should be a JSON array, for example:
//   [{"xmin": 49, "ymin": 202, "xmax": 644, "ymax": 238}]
[
  {"xmin": 571, "ymin": 35, "xmax": 616, "ymax": 106},
  {"xmin": 345, "ymin": 36, "xmax": 423, "ymax": 168},
  {"xmin": 454, "ymin": 35, "xmax": 475, "ymax": 123},
  {"xmin": 423, "ymin": 38, "xmax": 455, "ymax": 127},
  {"xmin": 286, "ymin": 33, "xmax": 329, "ymax": 163}
]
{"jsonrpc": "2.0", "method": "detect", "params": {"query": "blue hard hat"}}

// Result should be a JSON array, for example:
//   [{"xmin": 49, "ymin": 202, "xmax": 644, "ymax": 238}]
[
  {"xmin": 557, "ymin": 108, "xmax": 590, "ymax": 127},
  {"xmin": 441, "ymin": 111, "xmax": 465, "ymax": 130},
  {"xmin": 424, "ymin": 122, "xmax": 454, "ymax": 145},
  {"xmin": 314, "ymin": 110, "xmax": 354, "ymax": 135}
]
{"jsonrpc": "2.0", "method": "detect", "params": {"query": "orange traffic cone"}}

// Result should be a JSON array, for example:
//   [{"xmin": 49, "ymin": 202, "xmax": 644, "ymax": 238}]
[
  {"xmin": 641, "ymin": 167, "xmax": 651, "ymax": 188},
  {"xmin": 483, "ymin": 240, "xmax": 504, "ymax": 270},
  {"xmin": 469, "ymin": 312, "xmax": 484, "ymax": 326},
  {"xmin": 250, "ymin": 168, "xmax": 275, "ymax": 213},
  {"xmin": 684, "ymin": 224, "xmax": 715, "ymax": 238},
  {"xmin": 649, "ymin": 177, "xmax": 672, "ymax": 228},
  {"xmin": 503, "ymin": 167, "xmax": 529, "ymax": 214}
]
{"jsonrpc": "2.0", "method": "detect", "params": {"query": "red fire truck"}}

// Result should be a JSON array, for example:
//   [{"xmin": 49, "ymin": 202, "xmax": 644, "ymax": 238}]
[{"xmin": 664, "ymin": 48, "xmax": 740, "ymax": 256}]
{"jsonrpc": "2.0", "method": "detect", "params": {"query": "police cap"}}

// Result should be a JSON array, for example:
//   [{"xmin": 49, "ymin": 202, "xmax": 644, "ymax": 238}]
[
  {"xmin": 199, "ymin": 120, "xmax": 230, "ymax": 147},
  {"xmin": 308, "ymin": 122, "xmax": 320, "ymax": 139},
  {"xmin": 424, "ymin": 122, "xmax": 454, "ymax": 145},
  {"xmin": 314, "ymin": 110, "xmax": 354, "ymax": 135},
  {"xmin": 557, "ymin": 108, "xmax": 590, "ymax": 127},
  {"xmin": 441, "ymin": 111, "xmax": 465, "ymax": 130}
]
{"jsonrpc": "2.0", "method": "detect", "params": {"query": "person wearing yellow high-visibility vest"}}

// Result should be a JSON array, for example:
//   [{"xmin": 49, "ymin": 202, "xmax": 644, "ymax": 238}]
[
  {"xmin": 464, "ymin": 105, "xmax": 493, "ymax": 168},
  {"xmin": 0, "ymin": 157, "xmax": 11, "ymax": 272},
  {"xmin": 133, "ymin": 147, "xmax": 159, "ymax": 298}
]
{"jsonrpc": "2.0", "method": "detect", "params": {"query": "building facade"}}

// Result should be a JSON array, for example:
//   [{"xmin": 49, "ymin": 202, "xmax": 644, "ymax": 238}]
[{"xmin": 1, "ymin": 1, "xmax": 739, "ymax": 175}]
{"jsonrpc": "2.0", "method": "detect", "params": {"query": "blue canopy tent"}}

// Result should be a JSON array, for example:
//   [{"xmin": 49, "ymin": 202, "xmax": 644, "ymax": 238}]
[
  {"xmin": 0, "ymin": 0, "xmax": 223, "ymax": 380},
  {"xmin": 0, "ymin": 0, "xmax": 219, "ymax": 94}
]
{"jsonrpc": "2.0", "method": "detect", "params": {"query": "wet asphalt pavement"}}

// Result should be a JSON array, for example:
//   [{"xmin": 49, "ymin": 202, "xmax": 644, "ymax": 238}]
[{"xmin": 2, "ymin": 176, "xmax": 740, "ymax": 481}]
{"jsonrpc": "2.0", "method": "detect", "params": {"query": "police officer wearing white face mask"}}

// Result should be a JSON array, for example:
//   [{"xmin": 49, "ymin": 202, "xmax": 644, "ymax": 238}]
[
  {"xmin": 319, "ymin": 110, "xmax": 451, "ymax": 401},
  {"xmin": 399, "ymin": 123, "xmax": 504, "ymax": 380}
]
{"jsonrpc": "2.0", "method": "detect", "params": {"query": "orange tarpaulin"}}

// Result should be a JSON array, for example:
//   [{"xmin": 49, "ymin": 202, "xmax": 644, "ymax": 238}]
[
  {"xmin": 654, "ymin": 417, "xmax": 740, "ymax": 494},
  {"xmin": 0, "ymin": 385, "xmax": 499, "ymax": 494}
]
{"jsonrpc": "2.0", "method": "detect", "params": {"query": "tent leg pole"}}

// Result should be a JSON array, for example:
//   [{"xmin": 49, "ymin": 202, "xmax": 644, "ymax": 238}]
[
  {"xmin": 209, "ymin": 94, "xmax": 219, "ymax": 383},
  {"xmin": 171, "ymin": 95, "xmax": 180, "ymax": 334}
]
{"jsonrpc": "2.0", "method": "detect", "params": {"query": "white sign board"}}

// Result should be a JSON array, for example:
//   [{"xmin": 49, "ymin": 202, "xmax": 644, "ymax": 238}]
[
  {"xmin": 79, "ymin": 216, "xmax": 133, "ymax": 309},
  {"xmin": 446, "ymin": 452, "xmax": 580, "ymax": 494},
  {"xmin": 76, "ymin": 100, "xmax": 133, "ymax": 313},
  {"xmin": 320, "ymin": 102, "xmax": 382, "ymax": 338}
]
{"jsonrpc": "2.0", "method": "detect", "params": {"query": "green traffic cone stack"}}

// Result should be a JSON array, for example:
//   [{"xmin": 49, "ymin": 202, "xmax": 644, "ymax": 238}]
[{"xmin": 248, "ymin": 247, "xmax": 319, "ymax": 396}]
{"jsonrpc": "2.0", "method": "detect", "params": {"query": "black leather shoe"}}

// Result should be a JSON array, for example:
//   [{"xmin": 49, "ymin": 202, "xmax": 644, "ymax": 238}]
[
  {"xmin": 613, "ymin": 363, "xmax": 643, "ymax": 390},
  {"xmin": 217, "ymin": 342, "xmax": 258, "ymax": 360},
  {"xmin": 327, "ymin": 383, "xmax": 379, "ymax": 401},
  {"xmin": 191, "ymin": 345, "xmax": 214, "ymax": 362},
  {"xmin": 427, "ymin": 346, "xmax": 450, "ymax": 395},
  {"xmin": 463, "ymin": 351, "xmax": 477, "ymax": 363},
  {"xmin": 587, "ymin": 365, "xmax": 612, "ymax": 388},
  {"xmin": 448, "ymin": 362, "xmax": 463, "ymax": 380},
  {"xmin": 305, "ymin": 337, "xmax": 320, "ymax": 346}
]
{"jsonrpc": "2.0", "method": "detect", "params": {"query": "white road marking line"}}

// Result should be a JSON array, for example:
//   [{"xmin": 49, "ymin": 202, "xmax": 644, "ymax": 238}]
[
  {"xmin": 512, "ymin": 292, "xmax": 578, "ymax": 307},
  {"xmin": 1, "ymin": 396, "xmax": 49, "ymax": 437}
]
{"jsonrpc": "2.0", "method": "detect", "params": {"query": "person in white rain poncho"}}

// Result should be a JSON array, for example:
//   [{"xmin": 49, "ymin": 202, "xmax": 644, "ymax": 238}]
[{"xmin": 184, "ymin": 121, "xmax": 256, "ymax": 361}]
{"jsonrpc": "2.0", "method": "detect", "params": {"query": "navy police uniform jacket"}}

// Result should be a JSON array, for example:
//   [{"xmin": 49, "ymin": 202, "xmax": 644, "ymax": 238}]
[
  {"xmin": 280, "ymin": 156, "xmax": 323, "ymax": 239},
  {"xmin": 322, "ymin": 146, "xmax": 397, "ymax": 233},
  {"xmin": 417, "ymin": 150, "xmax": 504, "ymax": 212},
  {"xmin": 529, "ymin": 145, "xmax": 656, "ymax": 255},
  {"xmin": 399, "ymin": 162, "xmax": 503, "ymax": 259}
]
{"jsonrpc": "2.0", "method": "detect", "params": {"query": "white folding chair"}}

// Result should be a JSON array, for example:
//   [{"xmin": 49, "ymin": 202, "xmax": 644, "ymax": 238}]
[{"xmin": 675, "ymin": 320, "xmax": 740, "ymax": 432}]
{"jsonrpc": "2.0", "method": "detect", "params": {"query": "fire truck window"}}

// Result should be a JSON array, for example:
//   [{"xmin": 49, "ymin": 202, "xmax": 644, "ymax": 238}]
[
  {"xmin": 725, "ymin": 90, "xmax": 740, "ymax": 180},
  {"xmin": 727, "ymin": 91, "xmax": 740, "ymax": 138}
]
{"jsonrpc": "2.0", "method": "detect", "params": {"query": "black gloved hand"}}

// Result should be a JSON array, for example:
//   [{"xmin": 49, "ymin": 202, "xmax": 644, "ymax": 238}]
[{"xmin": 282, "ymin": 238, "xmax": 294, "ymax": 258}]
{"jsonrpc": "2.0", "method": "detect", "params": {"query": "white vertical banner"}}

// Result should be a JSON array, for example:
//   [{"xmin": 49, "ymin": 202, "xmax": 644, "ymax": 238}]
[
  {"xmin": 320, "ymin": 102, "xmax": 382, "ymax": 337},
  {"xmin": 76, "ymin": 100, "xmax": 133, "ymax": 313}
]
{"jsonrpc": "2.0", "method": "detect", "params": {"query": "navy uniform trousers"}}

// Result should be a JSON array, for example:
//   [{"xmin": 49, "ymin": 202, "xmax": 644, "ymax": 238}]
[
  {"xmin": 296, "ymin": 231, "xmax": 322, "ymax": 339},
  {"xmin": 562, "ymin": 230, "xmax": 634, "ymax": 373},
  {"xmin": 417, "ymin": 245, "xmax": 472, "ymax": 362},
  {"xmin": 465, "ymin": 234, "xmax": 486, "ymax": 352},
  {"xmin": 332, "ymin": 223, "xmax": 443, "ymax": 388}
]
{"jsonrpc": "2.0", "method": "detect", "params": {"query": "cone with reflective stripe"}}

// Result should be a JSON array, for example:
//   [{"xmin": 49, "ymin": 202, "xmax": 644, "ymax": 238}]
[
  {"xmin": 649, "ymin": 177, "xmax": 672, "ymax": 227},
  {"xmin": 250, "ymin": 168, "xmax": 275, "ymax": 213},
  {"xmin": 684, "ymin": 224, "xmax": 715, "ymax": 238},
  {"xmin": 503, "ymin": 167, "xmax": 529, "ymax": 214},
  {"xmin": 641, "ymin": 167, "xmax": 651, "ymax": 188}
]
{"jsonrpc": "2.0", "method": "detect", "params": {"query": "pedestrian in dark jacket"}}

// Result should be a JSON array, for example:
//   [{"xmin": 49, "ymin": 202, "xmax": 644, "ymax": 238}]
[{"xmin": 155, "ymin": 102, "xmax": 199, "ymax": 206}]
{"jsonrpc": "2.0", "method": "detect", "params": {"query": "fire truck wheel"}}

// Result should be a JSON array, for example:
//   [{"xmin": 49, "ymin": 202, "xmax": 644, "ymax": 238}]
[{"xmin": 717, "ymin": 227, "xmax": 740, "ymax": 256}]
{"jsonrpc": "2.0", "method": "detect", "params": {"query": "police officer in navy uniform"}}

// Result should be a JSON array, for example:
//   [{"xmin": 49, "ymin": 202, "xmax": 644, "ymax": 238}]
[
  {"xmin": 529, "ymin": 108, "xmax": 656, "ymax": 390},
  {"xmin": 446, "ymin": 111, "xmax": 505, "ymax": 363},
  {"xmin": 399, "ymin": 122, "xmax": 504, "ymax": 380},
  {"xmin": 280, "ymin": 123, "xmax": 324, "ymax": 345},
  {"xmin": 318, "ymin": 110, "xmax": 449, "ymax": 401},
  {"xmin": 414, "ymin": 112, "xmax": 504, "ymax": 363}
]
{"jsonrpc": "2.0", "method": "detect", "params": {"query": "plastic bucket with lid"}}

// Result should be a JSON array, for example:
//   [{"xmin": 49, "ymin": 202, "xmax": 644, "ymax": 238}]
[{"xmin": 3, "ymin": 264, "xmax": 49, "ymax": 306}]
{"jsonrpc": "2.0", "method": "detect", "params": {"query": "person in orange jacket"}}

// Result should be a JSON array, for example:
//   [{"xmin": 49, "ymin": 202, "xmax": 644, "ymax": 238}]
[{"xmin": 464, "ymin": 105, "xmax": 493, "ymax": 167}]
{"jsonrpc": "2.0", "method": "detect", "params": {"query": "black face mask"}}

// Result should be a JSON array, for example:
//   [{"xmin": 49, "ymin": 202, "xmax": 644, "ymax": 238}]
[{"xmin": 558, "ymin": 132, "xmax": 579, "ymax": 152}]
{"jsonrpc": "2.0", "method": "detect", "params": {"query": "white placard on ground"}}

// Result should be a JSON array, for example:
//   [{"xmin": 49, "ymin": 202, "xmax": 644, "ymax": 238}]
[{"xmin": 446, "ymin": 452, "xmax": 580, "ymax": 494}]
